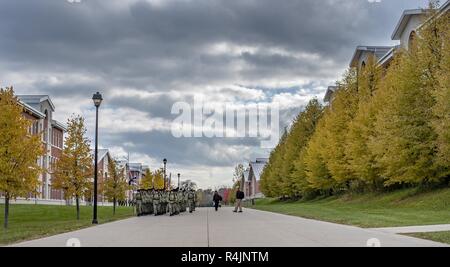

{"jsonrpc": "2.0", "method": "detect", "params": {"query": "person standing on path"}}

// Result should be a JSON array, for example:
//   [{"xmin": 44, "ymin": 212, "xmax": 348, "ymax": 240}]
[
  {"xmin": 234, "ymin": 189, "xmax": 245, "ymax": 213},
  {"xmin": 213, "ymin": 191, "xmax": 222, "ymax": 211}
]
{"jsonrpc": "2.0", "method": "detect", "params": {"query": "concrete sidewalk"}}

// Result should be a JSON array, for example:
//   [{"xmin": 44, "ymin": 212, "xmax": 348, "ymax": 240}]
[{"xmin": 10, "ymin": 207, "xmax": 448, "ymax": 247}]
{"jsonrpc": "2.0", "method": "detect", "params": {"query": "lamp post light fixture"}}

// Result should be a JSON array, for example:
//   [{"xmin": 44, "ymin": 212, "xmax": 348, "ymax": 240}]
[
  {"xmin": 92, "ymin": 92, "xmax": 103, "ymax": 224},
  {"xmin": 163, "ymin": 158, "xmax": 167, "ymax": 190},
  {"xmin": 178, "ymin": 173, "xmax": 181, "ymax": 189}
]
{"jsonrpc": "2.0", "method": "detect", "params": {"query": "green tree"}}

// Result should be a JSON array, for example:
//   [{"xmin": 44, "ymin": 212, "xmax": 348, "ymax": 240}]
[
  {"xmin": 103, "ymin": 159, "xmax": 129, "ymax": 215},
  {"xmin": 53, "ymin": 115, "xmax": 93, "ymax": 220},
  {"xmin": 0, "ymin": 87, "xmax": 45, "ymax": 228}
]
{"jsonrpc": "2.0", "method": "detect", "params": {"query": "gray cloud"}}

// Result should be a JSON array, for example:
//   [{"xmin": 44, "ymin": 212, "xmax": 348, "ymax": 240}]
[{"xmin": 0, "ymin": 0, "xmax": 429, "ymax": 188}]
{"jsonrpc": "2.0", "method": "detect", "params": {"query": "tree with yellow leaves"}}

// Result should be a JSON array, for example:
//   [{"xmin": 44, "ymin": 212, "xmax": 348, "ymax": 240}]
[
  {"xmin": 430, "ymin": 8, "xmax": 450, "ymax": 180},
  {"xmin": 152, "ymin": 168, "xmax": 165, "ymax": 189},
  {"xmin": 345, "ymin": 55, "xmax": 384, "ymax": 191},
  {"xmin": 369, "ymin": 3, "xmax": 448, "ymax": 187},
  {"xmin": 0, "ymin": 87, "xmax": 45, "ymax": 228},
  {"xmin": 53, "ymin": 115, "xmax": 93, "ymax": 220},
  {"xmin": 287, "ymin": 98, "xmax": 323, "ymax": 197},
  {"xmin": 320, "ymin": 70, "xmax": 359, "ymax": 189},
  {"xmin": 260, "ymin": 130, "xmax": 288, "ymax": 197},
  {"xmin": 103, "ymin": 159, "xmax": 129, "ymax": 215},
  {"xmin": 303, "ymin": 112, "xmax": 334, "ymax": 194},
  {"xmin": 140, "ymin": 168, "xmax": 154, "ymax": 189}
]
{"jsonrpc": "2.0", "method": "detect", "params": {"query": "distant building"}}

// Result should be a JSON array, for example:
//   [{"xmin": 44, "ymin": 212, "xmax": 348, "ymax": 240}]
[
  {"xmin": 91, "ymin": 149, "xmax": 113, "ymax": 202},
  {"xmin": 128, "ymin": 163, "xmax": 143, "ymax": 186},
  {"xmin": 241, "ymin": 158, "xmax": 268, "ymax": 200},
  {"xmin": 242, "ymin": 169, "xmax": 251, "ymax": 198},
  {"xmin": 324, "ymin": 1, "xmax": 450, "ymax": 104},
  {"xmin": 323, "ymin": 86, "xmax": 338, "ymax": 104},
  {"xmin": 349, "ymin": 46, "xmax": 394, "ymax": 71}
]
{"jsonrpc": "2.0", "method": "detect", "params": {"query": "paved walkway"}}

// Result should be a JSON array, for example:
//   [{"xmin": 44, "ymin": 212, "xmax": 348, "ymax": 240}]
[{"xmin": 11, "ymin": 207, "xmax": 448, "ymax": 247}]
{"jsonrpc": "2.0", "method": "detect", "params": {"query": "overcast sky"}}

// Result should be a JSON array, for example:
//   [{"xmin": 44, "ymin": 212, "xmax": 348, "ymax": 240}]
[{"xmin": 0, "ymin": 0, "xmax": 429, "ymax": 188}]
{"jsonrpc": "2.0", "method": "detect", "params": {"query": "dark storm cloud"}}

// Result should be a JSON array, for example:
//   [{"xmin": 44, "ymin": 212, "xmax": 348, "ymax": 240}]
[
  {"xmin": 0, "ymin": 0, "xmax": 425, "ymax": 85},
  {"xmin": 0, "ymin": 0, "xmax": 429, "ymax": 186}
]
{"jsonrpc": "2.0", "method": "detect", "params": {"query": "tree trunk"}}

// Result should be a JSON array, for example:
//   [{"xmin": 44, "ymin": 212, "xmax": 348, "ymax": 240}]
[
  {"xmin": 76, "ymin": 196, "xmax": 80, "ymax": 220},
  {"xmin": 113, "ymin": 197, "xmax": 116, "ymax": 216},
  {"xmin": 4, "ymin": 195, "xmax": 9, "ymax": 229}
]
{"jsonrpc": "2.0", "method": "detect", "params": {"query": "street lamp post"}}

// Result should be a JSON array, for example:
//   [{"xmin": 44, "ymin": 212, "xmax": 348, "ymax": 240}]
[
  {"xmin": 163, "ymin": 158, "xmax": 167, "ymax": 190},
  {"xmin": 178, "ymin": 173, "xmax": 180, "ymax": 189},
  {"xmin": 92, "ymin": 92, "xmax": 103, "ymax": 224}
]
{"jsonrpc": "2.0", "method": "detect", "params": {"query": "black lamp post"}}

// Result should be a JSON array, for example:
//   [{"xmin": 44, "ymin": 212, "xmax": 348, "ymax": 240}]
[
  {"xmin": 163, "ymin": 158, "xmax": 167, "ymax": 190},
  {"xmin": 92, "ymin": 92, "xmax": 103, "ymax": 224},
  {"xmin": 178, "ymin": 173, "xmax": 180, "ymax": 188}
]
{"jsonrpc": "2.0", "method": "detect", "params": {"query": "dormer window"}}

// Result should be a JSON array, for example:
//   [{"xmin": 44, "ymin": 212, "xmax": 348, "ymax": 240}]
[
  {"xmin": 361, "ymin": 61, "xmax": 366, "ymax": 70},
  {"xmin": 408, "ymin": 31, "xmax": 417, "ymax": 50}
]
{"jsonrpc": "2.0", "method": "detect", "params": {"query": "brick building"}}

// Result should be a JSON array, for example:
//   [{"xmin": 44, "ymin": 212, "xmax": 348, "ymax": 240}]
[{"xmin": 18, "ymin": 95, "xmax": 67, "ymax": 200}]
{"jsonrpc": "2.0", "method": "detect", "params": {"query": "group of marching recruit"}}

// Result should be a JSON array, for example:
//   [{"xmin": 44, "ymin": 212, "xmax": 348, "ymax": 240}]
[{"xmin": 134, "ymin": 188, "xmax": 197, "ymax": 216}]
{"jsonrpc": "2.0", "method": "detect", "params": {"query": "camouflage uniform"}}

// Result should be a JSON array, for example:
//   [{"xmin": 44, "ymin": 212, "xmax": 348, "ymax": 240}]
[
  {"xmin": 178, "ymin": 190, "xmax": 186, "ymax": 212},
  {"xmin": 188, "ymin": 190, "xmax": 196, "ymax": 213},
  {"xmin": 135, "ymin": 190, "xmax": 143, "ymax": 216},
  {"xmin": 168, "ymin": 190, "xmax": 179, "ymax": 216},
  {"xmin": 152, "ymin": 190, "xmax": 162, "ymax": 216},
  {"xmin": 141, "ymin": 191, "xmax": 148, "ymax": 215},
  {"xmin": 149, "ymin": 190, "xmax": 155, "ymax": 214},
  {"xmin": 161, "ymin": 191, "xmax": 168, "ymax": 215}
]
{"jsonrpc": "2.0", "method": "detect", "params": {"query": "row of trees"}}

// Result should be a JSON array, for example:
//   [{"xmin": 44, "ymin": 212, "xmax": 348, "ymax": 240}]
[
  {"xmin": 0, "ymin": 88, "xmax": 129, "ymax": 228},
  {"xmin": 260, "ymin": 5, "xmax": 449, "ymax": 199},
  {"xmin": 53, "ymin": 115, "xmax": 130, "ymax": 218}
]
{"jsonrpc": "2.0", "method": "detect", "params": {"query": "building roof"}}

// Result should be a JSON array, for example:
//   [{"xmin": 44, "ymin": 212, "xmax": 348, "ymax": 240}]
[
  {"xmin": 441, "ymin": 0, "xmax": 450, "ymax": 11},
  {"xmin": 376, "ymin": 46, "xmax": 399, "ymax": 67},
  {"xmin": 350, "ymin": 46, "xmax": 393, "ymax": 68},
  {"xmin": 19, "ymin": 100, "xmax": 46, "ymax": 119},
  {"xmin": 323, "ymin": 86, "xmax": 338, "ymax": 103},
  {"xmin": 249, "ymin": 160, "xmax": 268, "ymax": 181},
  {"xmin": 391, "ymin": 9, "xmax": 426, "ymax": 40},
  {"xmin": 51, "ymin": 119, "xmax": 67, "ymax": 131},
  {"xmin": 17, "ymin": 95, "xmax": 56, "ymax": 111},
  {"xmin": 91, "ymin": 149, "xmax": 110, "ymax": 163},
  {"xmin": 392, "ymin": 2, "xmax": 449, "ymax": 40}
]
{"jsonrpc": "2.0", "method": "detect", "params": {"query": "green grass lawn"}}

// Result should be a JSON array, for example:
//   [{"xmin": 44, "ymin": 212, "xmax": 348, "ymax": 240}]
[
  {"xmin": 406, "ymin": 231, "xmax": 450, "ymax": 245},
  {"xmin": 0, "ymin": 204, "xmax": 134, "ymax": 245},
  {"xmin": 250, "ymin": 187, "xmax": 450, "ymax": 228}
]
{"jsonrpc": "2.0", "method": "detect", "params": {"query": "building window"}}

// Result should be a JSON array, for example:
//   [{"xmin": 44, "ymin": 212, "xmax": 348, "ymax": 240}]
[{"xmin": 409, "ymin": 31, "xmax": 416, "ymax": 50}]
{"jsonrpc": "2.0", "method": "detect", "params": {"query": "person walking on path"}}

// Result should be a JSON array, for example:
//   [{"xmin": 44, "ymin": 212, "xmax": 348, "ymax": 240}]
[
  {"xmin": 213, "ymin": 191, "xmax": 222, "ymax": 211},
  {"xmin": 234, "ymin": 189, "xmax": 245, "ymax": 213}
]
